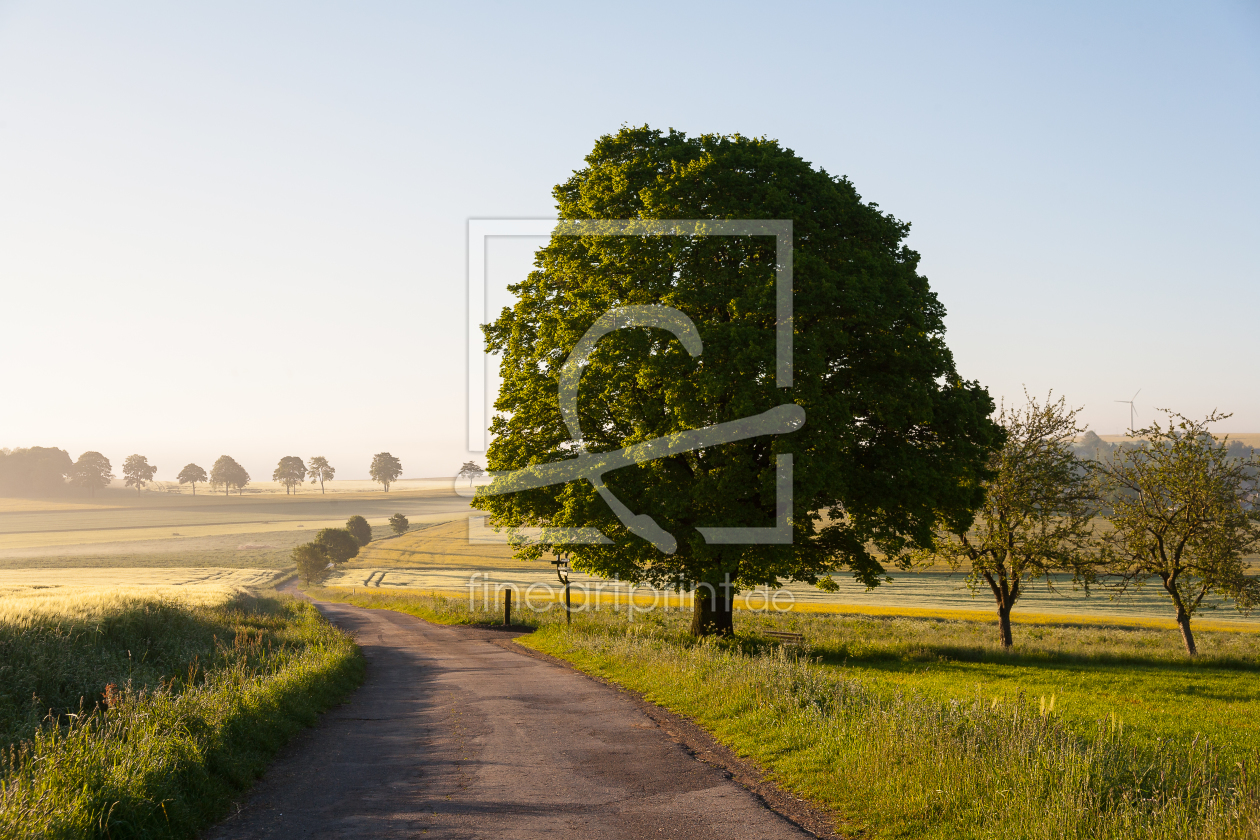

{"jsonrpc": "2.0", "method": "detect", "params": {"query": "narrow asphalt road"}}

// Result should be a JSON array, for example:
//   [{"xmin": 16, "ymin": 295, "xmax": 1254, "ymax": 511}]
[{"xmin": 205, "ymin": 596, "xmax": 813, "ymax": 839}]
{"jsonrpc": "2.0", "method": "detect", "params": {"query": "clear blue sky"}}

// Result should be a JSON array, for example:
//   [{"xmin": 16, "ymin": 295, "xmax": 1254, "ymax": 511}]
[{"xmin": 1, "ymin": 1, "xmax": 1257, "ymax": 479}]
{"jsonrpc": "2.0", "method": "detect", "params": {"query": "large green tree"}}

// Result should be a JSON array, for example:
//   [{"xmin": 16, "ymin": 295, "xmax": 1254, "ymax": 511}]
[
  {"xmin": 918, "ymin": 393, "xmax": 1100, "ymax": 648},
  {"xmin": 476, "ymin": 127, "xmax": 1002, "ymax": 635},
  {"xmin": 122, "ymin": 454, "xmax": 157, "ymax": 494},
  {"xmin": 69, "ymin": 451, "xmax": 114, "ymax": 496},
  {"xmin": 1095, "ymin": 412, "xmax": 1260, "ymax": 655}
]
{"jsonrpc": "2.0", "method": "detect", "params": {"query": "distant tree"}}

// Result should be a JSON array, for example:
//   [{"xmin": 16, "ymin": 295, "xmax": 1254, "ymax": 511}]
[
  {"xmin": 69, "ymin": 452, "xmax": 114, "ymax": 496},
  {"xmin": 0, "ymin": 447, "xmax": 73, "ymax": 495},
  {"xmin": 308, "ymin": 456, "xmax": 335, "ymax": 493},
  {"xmin": 177, "ymin": 463, "xmax": 207, "ymax": 495},
  {"xmin": 457, "ymin": 461, "xmax": 485, "ymax": 488},
  {"xmin": 345, "ymin": 515, "xmax": 372, "ymax": 546},
  {"xmin": 1095, "ymin": 411, "xmax": 1260, "ymax": 655},
  {"xmin": 1072, "ymin": 430, "xmax": 1114, "ymax": 462},
  {"xmin": 122, "ymin": 455, "xmax": 158, "ymax": 494},
  {"xmin": 370, "ymin": 452, "xmax": 402, "ymax": 492},
  {"xmin": 272, "ymin": 456, "xmax": 307, "ymax": 495},
  {"xmin": 293, "ymin": 543, "xmax": 331, "ymax": 585},
  {"xmin": 918, "ymin": 393, "xmax": 1100, "ymax": 648},
  {"xmin": 389, "ymin": 513, "xmax": 409, "ymax": 535},
  {"xmin": 210, "ymin": 455, "xmax": 250, "ymax": 496},
  {"xmin": 313, "ymin": 528, "xmax": 360, "ymax": 564}
]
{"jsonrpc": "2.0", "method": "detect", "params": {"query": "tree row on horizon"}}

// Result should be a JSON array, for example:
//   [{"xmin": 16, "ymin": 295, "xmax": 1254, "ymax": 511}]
[{"xmin": 0, "ymin": 448, "xmax": 406, "ymax": 496}]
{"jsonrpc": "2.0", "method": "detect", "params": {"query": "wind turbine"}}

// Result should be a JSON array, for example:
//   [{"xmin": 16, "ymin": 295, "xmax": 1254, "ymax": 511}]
[{"xmin": 1115, "ymin": 389, "xmax": 1141, "ymax": 433}]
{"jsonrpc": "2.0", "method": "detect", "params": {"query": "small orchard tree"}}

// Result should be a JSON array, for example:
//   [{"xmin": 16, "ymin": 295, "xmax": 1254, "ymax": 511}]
[
  {"xmin": 177, "ymin": 463, "xmax": 206, "ymax": 495},
  {"xmin": 272, "ymin": 456, "xmax": 306, "ymax": 494},
  {"xmin": 370, "ymin": 452, "xmax": 402, "ymax": 492},
  {"xmin": 919, "ymin": 392, "xmax": 1099, "ymax": 648},
  {"xmin": 293, "ymin": 543, "xmax": 330, "ymax": 585},
  {"xmin": 70, "ymin": 452, "xmax": 114, "ymax": 496},
  {"xmin": 457, "ymin": 461, "xmax": 485, "ymax": 488},
  {"xmin": 314, "ymin": 528, "xmax": 360, "ymax": 564},
  {"xmin": 308, "ymin": 456, "xmax": 335, "ymax": 493},
  {"xmin": 122, "ymin": 455, "xmax": 157, "ymax": 494},
  {"xmin": 210, "ymin": 455, "xmax": 250, "ymax": 496},
  {"xmin": 345, "ymin": 515, "xmax": 372, "ymax": 546},
  {"xmin": 1096, "ymin": 411, "xmax": 1260, "ymax": 655},
  {"xmin": 389, "ymin": 513, "xmax": 409, "ymax": 535}
]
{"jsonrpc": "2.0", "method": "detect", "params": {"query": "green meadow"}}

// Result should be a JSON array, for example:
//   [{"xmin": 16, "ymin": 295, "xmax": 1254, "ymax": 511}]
[{"xmin": 316, "ymin": 585, "xmax": 1260, "ymax": 839}]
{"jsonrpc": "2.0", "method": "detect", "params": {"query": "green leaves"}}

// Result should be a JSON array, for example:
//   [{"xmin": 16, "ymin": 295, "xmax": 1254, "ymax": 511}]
[
  {"xmin": 313, "ymin": 528, "xmax": 359, "ymax": 564},
  {"xmin": 922, "ymin": 392, "xmax": 1098, "ymax": 646},
  {"xmin": 1095, "ymin": 411, "xmax": 1260, "ymax": 650},
  {"xmin": 476, "ymin": 126, "xmax": 1000, "ymax": 614},
  {"xmin": 345, "ymin": 515, "xmax": 372, "ymax": 547}
]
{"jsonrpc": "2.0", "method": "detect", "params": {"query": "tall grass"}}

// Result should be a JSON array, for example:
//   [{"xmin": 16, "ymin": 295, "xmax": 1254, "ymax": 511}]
[
  {"xmin": 0, "ymin": 590, "xmax": 362, "ymax": 839},
  {"xmin": 528, "ymin": 622, "xmax": 1260, "ymax": 839}
]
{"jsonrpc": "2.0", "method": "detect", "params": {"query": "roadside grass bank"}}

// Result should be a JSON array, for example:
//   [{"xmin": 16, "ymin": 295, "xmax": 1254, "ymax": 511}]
[
  {"xmin": 525, "ymin": 618, "xmax": 1260, "ymax": 840},
  {"xmin": 0, "ymin": 587, "xmax": 363, "ymax": 839}
]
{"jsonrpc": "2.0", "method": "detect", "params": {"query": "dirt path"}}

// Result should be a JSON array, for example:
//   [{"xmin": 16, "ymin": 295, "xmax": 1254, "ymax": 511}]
[{"xmin": 204, "ymin": 594, "xmax": 817, "ymax": 839}]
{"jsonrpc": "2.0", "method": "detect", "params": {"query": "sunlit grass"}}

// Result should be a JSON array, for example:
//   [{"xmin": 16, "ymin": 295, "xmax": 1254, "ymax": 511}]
[
  {"xmin": 320, "ymin": 585, "xmax": 1260, "ymax": 839},
  {"xmin": 0, "ymin": 587, "xmax": 362, "ymax": 839}
]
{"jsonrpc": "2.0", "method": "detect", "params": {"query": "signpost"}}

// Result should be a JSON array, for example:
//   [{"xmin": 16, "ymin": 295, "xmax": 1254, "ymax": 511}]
[{"xmin": 551, "ymin": 557, "xmax": 571, "ymax": 624}]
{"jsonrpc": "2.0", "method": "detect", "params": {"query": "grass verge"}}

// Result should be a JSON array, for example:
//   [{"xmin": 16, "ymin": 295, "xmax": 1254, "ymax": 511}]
[
  {"xmin": 0, "ymin": 590, "xmax": 363, "ymax": 839},
  {"xmin": 524, "ymin": 619, "xmax": 1260, "ymax": 840},
  {"xmin": 307, "ymin": 585, "xmax": 1260, "ymax": 838}
]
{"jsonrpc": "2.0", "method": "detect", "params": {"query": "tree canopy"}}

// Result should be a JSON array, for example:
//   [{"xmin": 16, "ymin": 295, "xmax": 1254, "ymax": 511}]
[
  {"xmin": 273, "ymin": 456, "xmax": 307, "ymax": 494},
  {"xmin": 0, "ymin": 447, "xmax": 73, "ymax": 495},
  {"xmin": 308, "ymin": 456, "xmax": 335, "ymax": 493},
  {"xmin": 919, "ymin": 393, "xmax": 1099, "ymax": 647},
  {"xmin": 370, "ymin": 453, "xmax": 402, "ymax": 492},
  {"xmin": 122, "ymin": 455, "xmax": 157, "ymax": 494},
  {"xmin": 293, "ymin": 543, "xmax": 331, "ymax": 585},
  {"xmin": 475, "ymin": 126, "xmax": 1001, "ymax": 635},
  {"xmin": 345, "ymin": 515, "xmax": 372, "ymax": 547},
  {"xmin": 210, "ymin": 455, "xmax": 250, "ymax": 496},
  {"xmin": 389, "ymin": 513, "xmax": 409, "ymax": 535},
  {"xmin": 70, "ymin": 452, "xmax": 114, "ymax": 496},
  {"xmin": 313, "ymin": 528, "xmax": 360, "ymax": 564},
  {"xmin": 1095, "ymin": 411, "xmax": 1260, "ymax": 654},
  {"xmin": 177, "ymin": 463, "xmax": 207, "ymax": 495}
]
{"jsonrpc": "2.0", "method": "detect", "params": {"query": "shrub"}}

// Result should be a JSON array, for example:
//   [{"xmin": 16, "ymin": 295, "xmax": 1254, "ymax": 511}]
[{"xmin": 344, "ymin": 515, "xmax": 372, "ymax": 547}]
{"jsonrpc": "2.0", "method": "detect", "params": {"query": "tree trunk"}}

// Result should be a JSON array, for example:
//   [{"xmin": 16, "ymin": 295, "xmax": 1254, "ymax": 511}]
[
  {"xmin": 691, "ymin": 585, "xmax": 734, "ymax": 636},
  {"xmin": 984, "ymin": 570, "xmax": 1019, "ymax": 650},
  {"xmin": 997, "ymin": 603, "xmax": 1013, "ymax": 649},
  {"xmin": 1177, "ymin": 612, "xmax": 1198, "ymax": 656}
]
